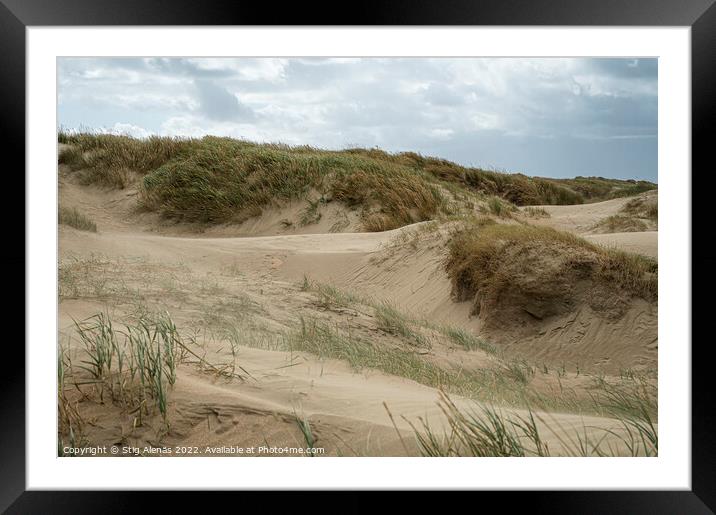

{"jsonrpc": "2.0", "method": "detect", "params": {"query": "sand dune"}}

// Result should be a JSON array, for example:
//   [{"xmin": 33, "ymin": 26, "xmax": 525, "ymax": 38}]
[
  {"xmin": 584, "ymin": 231, "xmax": 657, "ymax": 259},
  {"xmin": 523, "ymin": 190, "xmax": 657, "ymax": 232},
  {"xmin": 58, "ymin": 165, "xmax": 657, "ymax": 457}
]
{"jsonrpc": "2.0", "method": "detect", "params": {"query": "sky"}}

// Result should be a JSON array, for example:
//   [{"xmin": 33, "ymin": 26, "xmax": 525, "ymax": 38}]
[{"xmin": 57, "ymin": 57, "xmax": 658, "ymax": 182}]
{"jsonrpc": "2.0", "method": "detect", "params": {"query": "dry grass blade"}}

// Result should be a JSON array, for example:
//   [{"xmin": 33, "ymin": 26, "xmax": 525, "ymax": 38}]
[
  {"xmin": 409, "ymin": 388, "xmax": 657, "ymax": 457},
  {"xmin": 59, "ymin": 206, "xmax": 97, "ymax": 232}
]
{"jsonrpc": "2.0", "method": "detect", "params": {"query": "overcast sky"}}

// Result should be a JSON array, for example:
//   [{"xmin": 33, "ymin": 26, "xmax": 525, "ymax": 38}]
[{"xmin": 58, "ymin": 57, "xmax": 657, "ymax": 181}]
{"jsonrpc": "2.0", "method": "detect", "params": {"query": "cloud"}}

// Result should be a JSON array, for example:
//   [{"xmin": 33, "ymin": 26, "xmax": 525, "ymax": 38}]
[
  {"xmin": 424, "ymin": 83, "xmax": 469, "ymax": 106},
  {"xmin": 429, "ymin": 128, "xmax": 454, "ymax": 140},
  {"xmin": 587, "ymin": 58, "xmax": 658, "ymax": 80},
  {"xmin": 57, "ymin": 57, "xmax": 658, "ymax": 181},
  {"xmin": 194, "ymin": 80, "xmax": 254, "ymax": 122}
]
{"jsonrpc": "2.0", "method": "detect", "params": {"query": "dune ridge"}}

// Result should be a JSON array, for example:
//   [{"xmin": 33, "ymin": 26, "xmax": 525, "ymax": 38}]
[{"xmin": 58, "ymin": 139, "xmax": 658, "ymax": 457}]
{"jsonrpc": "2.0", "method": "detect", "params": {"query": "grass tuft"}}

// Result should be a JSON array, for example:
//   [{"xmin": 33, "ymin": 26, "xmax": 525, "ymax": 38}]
[
  {"xmin": 63, "ymin": 310, "xmax": 246, "ymax": 435},
  {"xmin": 523, "ymin": 206, "xmax": 551, "ymax": 218},
  {"xmin": 594, "ymin": 215, "xmax": 648, "ymax": 233},
  {"xmin": 408, "ymin": 389, "xmax": 657, "ymax": 457},
  {"xmin": 445, "ymin": 222, "xmax": 657, "ymax": 324},
  {"xmin": 594, "ymin": 195, "xmax": 658, "ymax": 233},
  {"xmin": 481, "ymin": 196, "xmax": 515, "ymax": 218},
  {"xmin": 311, "ymin": 281, "xmax": 361, "ymax": 310},
  {"xmin": 373, "ymin": 302, "xmax": 428, "ymax": 347},
  {"xmin": 59, "ymin": 206, "xmax": 97, "ymax": 232},
  {"xmin": 443, "ymin": 327, "xmax": 496, "ymax": 354}
]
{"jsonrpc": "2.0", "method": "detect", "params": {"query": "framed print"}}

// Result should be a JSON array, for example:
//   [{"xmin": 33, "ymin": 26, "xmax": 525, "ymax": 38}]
[{"xmin": 7, "ymin": 0, "xmax": 715, "ymax": 511}]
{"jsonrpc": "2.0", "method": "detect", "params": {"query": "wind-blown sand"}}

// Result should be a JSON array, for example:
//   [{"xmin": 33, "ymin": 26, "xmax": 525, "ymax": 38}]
[{"xmin": 58, "ymin": 164, "xmax": 657, "ymax": 456}]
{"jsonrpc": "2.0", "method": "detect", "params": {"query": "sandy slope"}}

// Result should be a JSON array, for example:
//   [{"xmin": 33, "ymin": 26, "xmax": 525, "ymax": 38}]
[
  {"xmin": 584, "ymin": 232, "xmax": 658, "ymax": 259},
  {"xmin": 61, "ymin": 218, "xmax": 656, "ymax": 373},
  {"xmin": 522, "ymin": 190, "xmax": 658, "ymax": 259},
  {"xmin": 60, "ymin": 295, "xmax": 639, "ymax": 456},
  {"xmin": 522, "ymin": 190, "xmax": 657, "ymax": 233},
  {"xmin": 58, "ymin": 168, "xmax": 658, "ymax": 457}
]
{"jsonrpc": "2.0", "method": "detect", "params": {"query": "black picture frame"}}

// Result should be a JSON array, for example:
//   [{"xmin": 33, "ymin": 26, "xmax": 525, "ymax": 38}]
[{"xmin": 6, "ymin": 0, "xmax": 714, "ymax": 512}]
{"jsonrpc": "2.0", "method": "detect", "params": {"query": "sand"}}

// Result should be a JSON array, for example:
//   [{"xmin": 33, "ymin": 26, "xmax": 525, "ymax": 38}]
[
  {"xmin": 58, "ymin": 164, "xmax": 658, "ymax": 457},
  {"xmin": 584, "ymin": 231, "xmax": 658, "ymax": 259}
]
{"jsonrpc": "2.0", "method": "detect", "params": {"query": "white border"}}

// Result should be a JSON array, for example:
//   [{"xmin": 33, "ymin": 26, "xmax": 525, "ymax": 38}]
[{"xmin": 27, "ymin": 27, "xmax": 691, "ymax": 490}]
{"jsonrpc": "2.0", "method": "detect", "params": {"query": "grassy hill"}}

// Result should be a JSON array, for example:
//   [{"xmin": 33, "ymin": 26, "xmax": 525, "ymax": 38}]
[{"xmin": 58, "ymin": 132, "xmax": 656, "ymax": 230}]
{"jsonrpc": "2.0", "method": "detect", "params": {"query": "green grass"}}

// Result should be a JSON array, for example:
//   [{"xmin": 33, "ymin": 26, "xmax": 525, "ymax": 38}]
[
  {"xmin": 60, "ymin": 290, "xmax": 653, "ymax": 441},
  {"xmin": 302, "ymin": 278, "xmax": 505, "ymax": 357},
  {"xmin": 594, "ymin": 214, "xmax": 648, "ymax": 233},
  {"xmin": 301, "ymin": 279, "xmax": 431, "ymax": 348},
  {"xmin": 284, "ymin": 316, "xmax": 615, "ymax": 415},
  {"xmin": 543, "ymin": 176, "xmax": 657, "ymax": 202},
  {"xmin": 66, "ymin": 311, "xmax": 245, "ymax": 428},
  {"xmin": 443, "ymin": 326, "xmax": 496, "ymax": 354},
  {"xmin": 59, "ymin": 132, "xmax": 192, "ymax": 176},
  {"xmin": 373, "ymin": 302, "xmax": 428, "ymax": 347},
  {"xmin": 344, "ymin": 148, "xmax": 591, "ymax": 205},
  {"xmin": 594, "ymin": 195, "xmax": 658, "ymax": 233},
  {"xmin": 288, "ymin": 317, "xmax": 476, "ymax": 395},
  {"xmin": 481, "ymin": 196, "xmax": 514, "ymax": 217},
  {"xmin": 58, "ymin": 132, "xmax": 655, "ymax": 230},
  {"xmin": 445, "ymin": 222, "xmax": 658, "ymax": 321},
  {"xmin": 59, "ymin": 311, "xmax": 251, "ymax": 453},
  {"xmin": 408, "ymin": 388, "xmax": 657, "ymax": 457},
  {"xmin": 58, "ymin": 132, "xmax": 449, "ymax": 230},
  {"xmin": 294, "ymin": 414, "xmax": 317, "ymax": 456},
  {"xmin": 408, "ymin": 393, "xmax": 544, "ymax": 457},
  {"xmin": 502, "ymin": 359, "xmax": 536, "ymax": 386},
  {"xmin": 623, "ymin": 196, "xmax": 658, "ymax": 221},
  {"xmin": 59, "ymin": 206, "xmax": 97, "ymax": 232},
  {"xmin": 312, "ymin": 282, "xmax": 361, "ymax": 310},
  {"xmin": 73, "ymin": 312, "xmax": 182, "ymax": 419}
]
